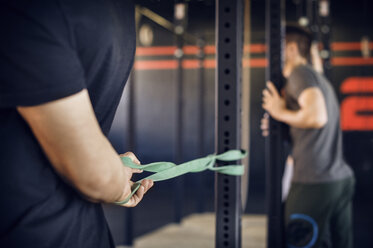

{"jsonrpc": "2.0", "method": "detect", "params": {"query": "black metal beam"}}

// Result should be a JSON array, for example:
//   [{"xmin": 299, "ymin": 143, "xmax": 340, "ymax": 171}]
[
  {"xmin": 309, "ymin": 0, "xmax": 320, "ymax": 41},
  {"xmin": 173, "ymin": 31, "xmax": 184, "ymax": 224},
  {"xmin": 215, "ymin": 0, "xmax": 243, "ymax": 247},
  {"xmin": 123, "ymin": 72, "xmax": 136, "ymax": 246},
  {"xmin": 196, "ymin": 37, "xmax": 206, "ymax": 213},
  {"xmin": 319, "ymin": 0, "xmax": 331, "ymax": 79},
  {"xmin": 265, "ymin": 0, "xmax": 286, "ymax": 247},
  {"xmin": 173, "ymin": 2, "xmax": 187, "ymax": 224}
]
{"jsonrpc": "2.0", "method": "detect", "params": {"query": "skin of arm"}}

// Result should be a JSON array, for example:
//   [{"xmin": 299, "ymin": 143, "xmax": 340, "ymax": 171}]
[
  {"xmin": 262, "ymin": 82, "xmax": 328, "ymax": 129},
  {"xmin": 17, "ymin": 89, "xmax": 153, "ymax": 207},
  {"xmin": 310, "ymin": 42, "xmax": 324, "ymax": 74}
]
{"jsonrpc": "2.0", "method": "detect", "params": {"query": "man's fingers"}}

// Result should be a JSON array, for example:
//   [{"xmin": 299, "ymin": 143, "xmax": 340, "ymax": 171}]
[
  {"xmin": 262, "ymin": 103, "xmax": 269, "ymax": 111},
  {"xmin": 133, "ymin": 185, "xmax": 145, "ymax": 204},
  {"xmin": 124, "ymin": 185, "xmax": 145, "ymax": 207},
  {"xmin": 261, "ymin": 113, "xmax": 269, "ymax": 137},
  {"xmin": 120, "ymin": 180, "xmax": 154, "ymax": 208},
  {"xmin": 131, "ymin": 168, "xmax": 143, "ymax": 174},
  {"xmin": 262, "ymin": 89, "xmax": 271, "ymax": 98},
  {"xmin": 122, "ymin": 152, "xmax": 141, "ymax": 165},
  {"xmin": 262, "ymin": 130, "xmax": 269, "ymax": 137},
  {"xmin": 141, "ymin": 179, "xmax": 154, "ymax": 193},
  {"xmin": 260, "ymin": 122, "xmax": 268, "ymax": 131},
  {"xmin": 266, "ymin": 82, "xmax": 279, "ymax": 97},
  {"xmin": 261, "ymin": 117, "xmax": 269, "ymax": 125}
]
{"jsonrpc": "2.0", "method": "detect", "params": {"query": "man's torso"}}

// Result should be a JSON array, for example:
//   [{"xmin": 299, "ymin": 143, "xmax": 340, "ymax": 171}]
[
  {"xmin": 0, "ymin": 0, "xmax": 135, "ymax": 247},
  {"xmin": 284, "ymin": 65, "xmax": 353, "ymax": 183}
]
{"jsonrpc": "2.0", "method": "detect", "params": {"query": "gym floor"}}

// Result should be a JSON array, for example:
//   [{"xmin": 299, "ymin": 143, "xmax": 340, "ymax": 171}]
[{"xmin": 118, "ymin": 214, "xmax": 266, "ymax": 248}]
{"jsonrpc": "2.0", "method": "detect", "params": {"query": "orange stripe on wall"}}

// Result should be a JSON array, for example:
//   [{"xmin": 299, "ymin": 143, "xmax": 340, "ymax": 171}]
[
  {"xmin": 134, "ymin": 60, "xmax": 178, "ymax": 70},
  {"xmin": 245, "ymin": 58, "xmax": 268, "ymax": 67},
  {"xmin": 244, "ymin": 44, "xmax": 267, "ymax": 53},
  {"xmin": 136, "ymin": 46, "xmax": 175, "ymax": 56},
  {"xmin": 331, "ymin": 42, "xmax": 373, "ymax": 51},
  {"xmin": 204, "ymin": 45, "xmax": 216, "ymax": 54},
  {"xmin": 183, "ymin": 46, "xmax": 216, "ymax": 55},
  {"xmin": 135, "ymin": 44, "xmax": 266, "ymax": 57},
  {"xmin": 136, "ymin": 45, "xmax": 217, "ymax": 57},
  {"xmin": 134, "ymin": 58, "xmax": 267, "ymax": 70},
  {"xmin": 332, "ymin": 57, "xmax": 373, "ymax": 66},
  {"xmin": 332, "ymin": 42, "xmax": 360, "ymax": 51},
  {"xmin": 134, "ymin": 57, "xmax": 372, "ymax": 70},
  {"xmin": 136, "ymin": 42, "xmax": 373, "ymax": 57}
]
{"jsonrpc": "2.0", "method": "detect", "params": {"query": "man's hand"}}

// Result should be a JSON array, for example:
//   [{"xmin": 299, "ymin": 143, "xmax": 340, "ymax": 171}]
[
  {"xmin": 120, "ymin": 180, "xmax": 154, "ymax": 207},
  {"xmin": 260, "ymin": 113, "xmax": 269, "ymax": 137},
  {"xmin": 262, "ymin": 81, "xmax": 286, "ymax": 120},
  {"xmin": 310, "ymin": 42, "xmax": 324, "ymax": 74},
  {"xmin": 117, "ymin": 152, "xmax": 154, "ymax": 207}
]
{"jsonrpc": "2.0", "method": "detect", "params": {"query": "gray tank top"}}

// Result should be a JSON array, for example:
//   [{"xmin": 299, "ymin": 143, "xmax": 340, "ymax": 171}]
[{"xmin": 284, "ymin": 65, "xmax": 353, "ymax": 183}]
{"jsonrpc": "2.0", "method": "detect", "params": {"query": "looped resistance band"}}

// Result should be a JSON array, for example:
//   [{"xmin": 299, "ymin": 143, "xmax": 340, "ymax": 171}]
[{"xmin": 115, "ymin": 149, "xmax": 247, "ymax": 205}]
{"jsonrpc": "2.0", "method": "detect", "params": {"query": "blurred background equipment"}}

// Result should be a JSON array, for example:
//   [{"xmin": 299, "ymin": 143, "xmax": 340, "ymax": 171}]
[{"xmin": 103, "ymin": 0, "xmax": 373, "ymax": 247}]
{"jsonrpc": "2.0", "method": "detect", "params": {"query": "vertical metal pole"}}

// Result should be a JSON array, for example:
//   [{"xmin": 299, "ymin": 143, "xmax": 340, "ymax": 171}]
[
  {"xmin": 130, "ymin": 5, "xmax": 141, "ymax": 161},
  {"xmin": 196, "ymin": 37, "xmax": 206, "ymax": 213},
  {"xmin": 241, "ymin": 0, "xmax": 251, "ymax": 211},
  {"xmin": 124, "ymin": 71, "xmax": 136, "ymax": 246},
  {"xmin": 123, "ymin": 8, "xmax": 141, "ymax": 245},
  {"xmin": 265, "ymin": 0, "xmax": 285, "ymax": 247},
  {"xmin": 174, "ymin": 33, "xmax": 184, "ymax": 224},
  {"xmin": 309, "ymin": 0, "xmax": 319, "ymax": 41},
  {"xmin": 295, "ymin": 0, "xmax": 302, "ymax": 21},
  {"xmin": 319, "ymin": 0, "xmax": 331, "ymax": 79},
  {"xmin": 197, "ymin": 38, "xmax": 206, "ymax": 160},
  {"xmin": 173, "ymin": 2, "xmax": 187, "ymax": 223},
  {"xmin": 215, "ymin": 0, "xmax": 243, "ymax": 247}
]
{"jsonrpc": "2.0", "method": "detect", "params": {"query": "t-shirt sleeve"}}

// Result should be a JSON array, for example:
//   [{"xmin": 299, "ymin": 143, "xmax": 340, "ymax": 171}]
[
  {"xmin": 286, "ymin": 66, "xmax": 319, "ymax": 100},
  {"xmin": 0, "ymin": 1, "xmax": 85, "ymax": 107}
]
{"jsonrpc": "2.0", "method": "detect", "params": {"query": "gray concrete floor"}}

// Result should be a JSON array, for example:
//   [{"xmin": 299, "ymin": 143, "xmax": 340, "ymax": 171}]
[{"xmin": 118, "ymin": 213, "xmax": 266, "ymax": 248}]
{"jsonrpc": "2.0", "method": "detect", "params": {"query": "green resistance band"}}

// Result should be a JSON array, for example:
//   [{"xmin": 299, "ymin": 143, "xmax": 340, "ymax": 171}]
[{"xmin": 115, "ymin": 149, "xmax": 247, "ymax": 205}]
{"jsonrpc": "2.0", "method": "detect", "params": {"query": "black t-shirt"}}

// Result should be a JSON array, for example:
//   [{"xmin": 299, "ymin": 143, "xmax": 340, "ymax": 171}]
[{"xmin": 0, "ymin": 0, "xmax": 135, "ymax": 247}]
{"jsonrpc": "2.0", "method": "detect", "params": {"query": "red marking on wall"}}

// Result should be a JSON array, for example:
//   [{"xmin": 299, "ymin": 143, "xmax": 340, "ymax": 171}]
[
  {"xmin": 204, "ymin": 45, "xmax": 216, "ymax": 54},
  {"xmin": 136, "ymin": 46, "xmax": 176, "ymax": 56},
  {"xmin": 135, "ymin": 45, "xmax": 217, "ymax": 57},
  {"xmin": 340, "ymin": 77, "xmax": 373, "ymax": 93},
  {"xmin": 134, "ymin": 60, "xmax": 178, "ymax": 70},
  {"xmin": 134, "ymin": 57, "xmax": 373, "ymax": 70},
  {"xmin": 340, "ymin": 77, "xmax": 373, "ymax": 131},
  {"xmin": 341, "ymin": 97, "xmax": 373, "ymax": 131},
  {"xmin": 245, "ymin": 58, "xmax": 267, "ymax": 68},
  {"xmin": 331, "ymin": 42, "xmax": 373, "ymax": 51},
  {"xmin": 332, "ymin": 57, "xmax": 373, "ymax": 66},
  {"xmin": 134, "ymin": 58, "xmax": 267, "ymax": 70},
  {"xmin": 244, "ymin": 44, "xmax": 267, "ymax": 53},
  {"xmin": 136, "ymin": 42, "xmax": 373, "ymax": 57},
  {"xmin": 135, "ymin": 42, "xmax": 373, "ymax": 69}
]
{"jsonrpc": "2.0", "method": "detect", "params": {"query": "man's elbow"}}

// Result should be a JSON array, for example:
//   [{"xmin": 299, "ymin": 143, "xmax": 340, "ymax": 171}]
[{"xmin": 310, "ymin": 114, "xmax": 328, "ymax": 129}]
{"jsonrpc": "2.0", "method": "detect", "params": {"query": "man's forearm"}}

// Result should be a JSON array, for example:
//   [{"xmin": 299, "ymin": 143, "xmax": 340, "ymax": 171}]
[
  {"xmin": 56, "ymin": 133, "xmax": 131, "ymax": 203},
  {"xmin": 18, "ymin": 90, "xmax": 131, "ymax": 203},
  {"xmin": 276, "ymin": 108, "xmax": 325, "ymax": 129},
  {"xmin": 264, "ymin": 86, "xmax": 328, "ymax": 129}
]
